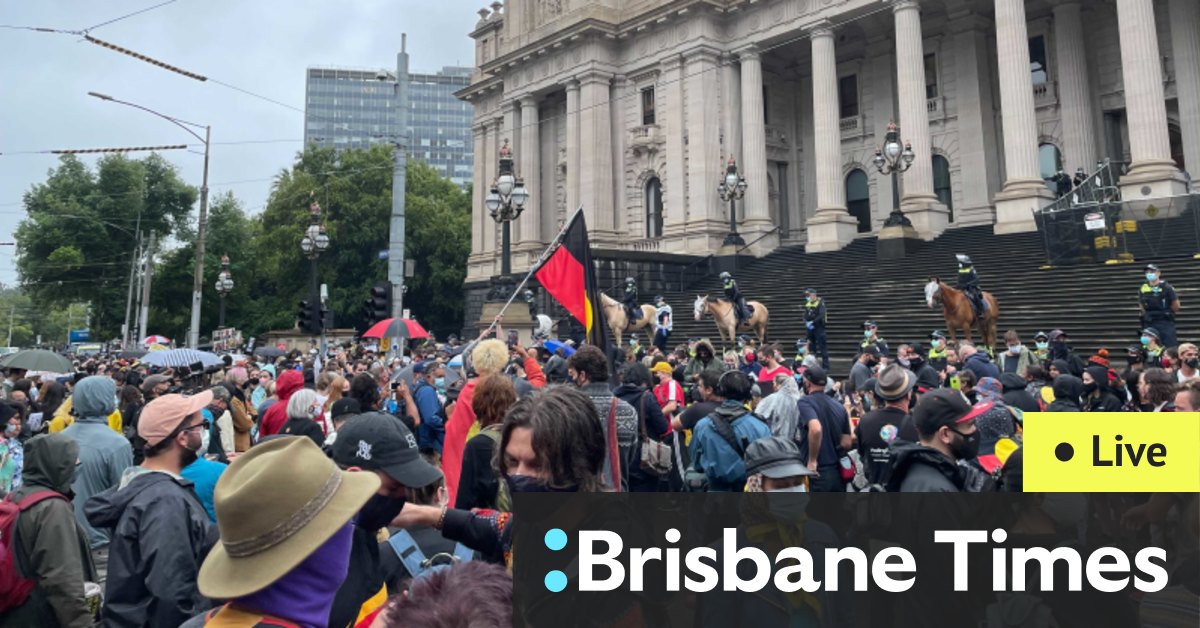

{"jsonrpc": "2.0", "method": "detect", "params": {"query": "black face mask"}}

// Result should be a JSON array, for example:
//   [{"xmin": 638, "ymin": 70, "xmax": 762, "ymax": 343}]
[
  {"xmin": 1082, "ymin": 382, "xmax": 1098, "ymax": 396},
  {"xmin": 357, "ymin": 492, "xmax": 406, "ymax": 531},
  {"xmin": 909, "ymin": 357, "xmax": 924, "ymax": 370},
  {"xmin": 948, "ymin": 427, "xmax": 980, "ymax": 460},
  {"xmin": 1186, "ymin": 358, "xmax": 1199, "ymax": 369},
  {"xmin": 506, "ymin": 474, "xmax": 577, "ymax": 494}
]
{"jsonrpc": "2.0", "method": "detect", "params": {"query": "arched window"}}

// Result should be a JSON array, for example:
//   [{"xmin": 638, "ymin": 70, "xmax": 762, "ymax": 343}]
[
  {"xmin": 645, "ymin": 177, "xmax": 663, "ymax": 238},
  {"xmin": 845, "ymin": 169, "xmax": 871, "ymax": 233},
  {"xmin": 932, "ymin": 154, "xmax": 953, "ymax": 223},
  {"xmin": 1039, "ymin": 143, "xmax": 1062, "ymax": 192}
]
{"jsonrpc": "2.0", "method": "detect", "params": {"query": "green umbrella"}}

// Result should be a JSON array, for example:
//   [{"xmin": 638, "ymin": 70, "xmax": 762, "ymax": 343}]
[{"xmin": 0, "ymin": 349, "xmax": 73, "ymax": 373}]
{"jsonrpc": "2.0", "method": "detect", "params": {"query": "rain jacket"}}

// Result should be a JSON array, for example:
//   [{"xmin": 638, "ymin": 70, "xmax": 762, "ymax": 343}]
[
  {"xmin": 3, "ymin": 434, "xmax": 96, "ymax": 628},
  {"xmin": 47, "ymin": 395, "xmax": 123, "ymax": 434},
  {"xmin": 884, "ymin": 442, "xmax": 991, "ymax": 492},
  {"xmin": 60, "ymin": 376, "xmax": 134, "ymax": 549},
  {"xmin": 223, "ymin": 383, "xmax": 255, "ymax": 452},
  {"xmin": 259, "ymin": 370, "xmax": 304, "ymax": 437},
  {"xmin": 84, "ymin": 467, "xmax": 214, "ymax": 628},
  {"xmin": 683, "ymin": 339, "xmax": 724, "ymax": 381}
]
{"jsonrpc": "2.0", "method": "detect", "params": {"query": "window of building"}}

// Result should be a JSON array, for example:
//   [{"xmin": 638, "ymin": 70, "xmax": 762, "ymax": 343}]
[
  {"xmin": 641, "ymin": 87, "xmax": 656, "ymax": 126},
  {"xmin": 645, "ymin": 177, "xmax": 664, "ymax": 238},
  {"xmin": 932, "ymin": 154, "xmax": 953, "ymax": 222},
  {"xmin": 925, "ymin": 54, "xmax": 938, "ymax": 99},
  {"xmin": 845, "ymin": 169, "xmax": 871, "ymax": 233},
  {"xmin": 1039, "ymin": 142, "xmax": 1062, "ymax": 191},
  {"xmin": 1029, "ymin": 35, "xmax": 1048, "ymax": 85},
  {"xmin": 839, "ymin": 75, "xmax": 859, "ymax": 119}
]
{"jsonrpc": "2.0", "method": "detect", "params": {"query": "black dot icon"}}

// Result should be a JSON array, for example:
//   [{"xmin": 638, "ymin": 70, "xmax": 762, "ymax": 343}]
[{"xmin": 1055, "ymin": 442, "xmax": 1074, "ymax": 462}]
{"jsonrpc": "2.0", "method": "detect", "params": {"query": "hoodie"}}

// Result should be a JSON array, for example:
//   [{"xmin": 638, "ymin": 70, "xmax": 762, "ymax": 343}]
[
  {"xmin": 1047, "ymin": 374, "xmax": 1084, "ymax": 412},
  {"xmin": 85, "ymin": 467, "xmax": 213, "ymax": 628},
  {"xmin": 684, "ymin": 339, "xmax": 724, "ymax": 380},
  {"xmin": 260, "ymin": 369, "xmax": 305, "ymax": 437},
  {"xmin": 1083, "ymin": 366, "xmax": 1122, "ymax": 412},
  {"xmin": 884, "ymin": 442, "xmax": 992, "ymax": 492},
  {"xmin": 4, "ymin": 434, "xmax": 96, "ymax": 628},
  {"xmin": 60, "ymin": 376, "xmax": 134, "ymax": 549}
]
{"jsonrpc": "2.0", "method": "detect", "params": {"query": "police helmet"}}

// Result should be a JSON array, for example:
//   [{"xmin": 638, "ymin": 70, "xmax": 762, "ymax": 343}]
[
  {"xmin": 956, "ymin": 254, "xmax": 972, "ymax": 266},
  {"xmin": 863, "ymin": 320, "xmax": 877, "ymax": 330},
  {"xmin": 720, "ymin": 272, "xmax": 732, "ymax": 281},
  {"xmin": 625, "ymin": 276, "xmax": 635, "ymax": 284},
  {"xmin": 930, "ymin": 330, "xmax": 946, "ymax": 341},
  {"xmin": 654, "ymin": 295, "xmax": 664, "ymax": 304},
  {"xmin": 1145, "ymin": 263, "xmax": 1160, "ymax": 273},
  {"xmin": 803, "ymin": 287, "xmax": 817, "ymax": 296}
]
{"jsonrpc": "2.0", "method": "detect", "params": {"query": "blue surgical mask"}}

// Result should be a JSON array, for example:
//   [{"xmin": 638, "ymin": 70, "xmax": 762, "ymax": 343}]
[
  {"xmin": 435, "ymin": 377, "xmax": 445, "ymax": 392},
  {"xmin": 4, "ymin": 424, "xmax": 17, "ymax": 437},
  {"xmin": 1008, "ymin": 345, "xmax": 1021, "ymax": 354},
  {"xmin": 864, "ymin": 330, "xmax": 873, "ymax": 339},
  {"xmin": 1141, "ymin": 335, "xmax": 1152, "ymax": 346},
  {"xmin": 1146, "ymin": 272, "xmax": 1157, "ymax": 282},
  {"xmin": 1036, "ymin": 341, "xmax": 1049, "ymax": 350}
]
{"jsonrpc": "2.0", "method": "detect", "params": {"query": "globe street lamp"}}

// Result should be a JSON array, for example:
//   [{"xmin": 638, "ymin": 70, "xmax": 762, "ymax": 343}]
[
  {"xmin": 300, "ymin": 197, "xmax": 331, "ymax": 313},
  {"xmin": 214, "ymin": 255, "xmax": 234, "ymax": 328},
  {"xmin": 718, "ymin": 157, "xmax": 748, "ymax": 246},
  {"xmin": 873, "ymin": 120, "xmax": 916, "ymax": 227},
  {"xmin": 486, "ymin": 140, "xmax": 529, "ymax": 299}
]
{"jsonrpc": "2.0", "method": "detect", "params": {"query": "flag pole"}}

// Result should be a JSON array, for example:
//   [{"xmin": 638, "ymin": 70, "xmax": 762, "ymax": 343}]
[{"xmin": 478, "ymin": 207, "xmax": 584, "ymax": 341}]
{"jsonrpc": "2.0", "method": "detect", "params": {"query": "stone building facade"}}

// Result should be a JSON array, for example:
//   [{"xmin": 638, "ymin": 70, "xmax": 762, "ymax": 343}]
[{"xmin": 457, "ymin": 0, "xmax": 1198, "ymax": 287}]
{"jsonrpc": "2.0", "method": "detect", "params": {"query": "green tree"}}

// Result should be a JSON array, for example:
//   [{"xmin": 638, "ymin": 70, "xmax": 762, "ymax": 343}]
[
  {"xmin": 14, "ymin": 154, "xmax": 197, "ymax": 340},
  {"xmin": 404, "ymin": 160, "xmax": 471, "ymax": 338}
]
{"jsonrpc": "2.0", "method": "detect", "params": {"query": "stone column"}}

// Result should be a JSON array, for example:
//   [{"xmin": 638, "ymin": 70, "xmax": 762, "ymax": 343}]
[
  {"xmin": 471, "ymin": 122, "xmax": 487, "ymax": 258},
  {"xmin": 1116, "ymin": 0, "xmax": 1186, "ymax": 198},
  {"xmin": 992, "ymin": 0, "xmax": 1053, "ymax": 234},
  {"xmin": 565, "ymin": 79, "xmax": 581, "ymax": 213},
  {"xmin": 1169, "ymin": 0, "xmax": 1200, "ymax": 179},
  {"xmin": 518, "ymin": 96, "xmax": 541, "ymax": 247},
  {"xmin": 579, "ymin": 72, "xmax": 615, "ymax": 236},
  {"xmin": 483, "ymin": 117, "xmax": 501, "ymax": 274},
  {"xmin": 951, "ymin": 12, "xmax": 1002, "ymax": 224},
  {"xmin": 1053, "ymin": 2, "xmax": 1098, "ymax": 172},
  {"xmin": 893, "ymin": 0, "xmax": 948, "ymax": 238},
  {"xmin": 805, "ymin": 25, "xmax": 857, "ymax": 252},
  {"xmin": 868, "ymin": 36, "xmax": 896, "ymax": 228},
  {"xmin": 739, "ymin": 46, "xmax": 772, "ymax": 232},
  {"xmin": 722, "ymin": 54, "xmax": 742, "ymax": 176},
  {"xmin": 661, "ymin": 56, "xmax": 688, "ymax": 238},
  {"xmin": 686, "ymin": 48, "xmax": 724, "ymax": 233}
]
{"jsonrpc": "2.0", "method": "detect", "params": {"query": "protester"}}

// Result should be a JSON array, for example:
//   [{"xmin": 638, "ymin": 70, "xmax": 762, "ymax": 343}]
[
  {"xmin": 1177, "ymin": 343, "xmax": 1199, "ymax": 382},
  {"xmin": 1174, "ymin": 378, "xmax": 1200, "ymax": 412},
  {"xmin": 1082, "ymin": 365, "xmax": 1123, "ymax": 412},
  {"xmin": 279, "ymin": 388, "xmax": 326, "ymax": 447},
  {"xmin": 1000, "ymin": 372, "xmax": 1040, "ymax": 414},
  {"xmin": 1, "ymin": 434, "xmax": 97, "ymax": 628},
  {"xmin": 794, "ymin": 366, "xmax": 853, "ymax": 492},
  {"xmin": 368, "ymin": 561, "xmax": 512, "ymax": 628},
  {"xmin": 960, "ymin": 341, "xmax": 1000, "ymax": 380},
  {"xmin": 1047, "ymin": 374, "xmax": 1084, "ymax": 412},
  {"xmin": 85, "ymin": 391, "xmax": 215, "ymax": 628},
  {"xmin": 0, "ymin": 403, "xmax": 21, "ymax": 496},
  {"xmin": 683, "ymin": 339, "xmax": 722, "ymax": 382},
  {"xmin": 848, "ymin": 345, "xmax": 879, "ymax": 393},
  {"xmin": 223, "ymin": 367, "xmax": 256, "ymax": 452},
  {"xmin": 324, "ymin": 397, "xmax": 361, "ymax": 450},
  {"xmin": 259, "ymin": 369, "xmax": 304, "ymax": 437},
  {"xmin": 202, "ymin": 385, "xmax": 233, "ymax": 460},
  {"xmin": 997, "ymin": 330, "xmax": 1035, "ymax": 376},
  {"xmin": 456, "ymin": 374, "xmax": 516, "ymax": 511},
  {"xmin": 689, "ymin": 370, "xmax": 770, "ymax": 492},
  {"xmin": 856, "ymin": 365, "xmax": 915, "ymax": 485},
  {"xmin": 969, "ymin": 377, "xmax": 1018, "ymax": 473},
  {"xmin": 568, "ymin": 345, "xmax": 639, "ymax": 491},
  {"xmin": 1139, "ymin": 367, "xmax": 1177, "ymax": 411},
  {"xmin": 443, "ymin": 338, "xmax": 509, "ymax": 504},
  {"xmin": 756, "ymin": 372, "xmax": 802, "ymax": 436},
  {"xmin": 885, "ymin": 388, "xmax": 992, "ymax": 492},
  {"xmin": 675, "ymin": 370, "xmax": 721, "ymax": 431},
  {"xmin": 412, "ymin": 361, "xmax": 447, "ymax": 453},
  {"xmin": 651, "ymin": 361, "xmax": 684, "ymax": 420},
  {"xmin": 329, "ymin": 413, "xmax": 443, "ymax": 628},
  {"xmin": 179, "ymin": 417, "xmax": 228, "ymax": 525}
]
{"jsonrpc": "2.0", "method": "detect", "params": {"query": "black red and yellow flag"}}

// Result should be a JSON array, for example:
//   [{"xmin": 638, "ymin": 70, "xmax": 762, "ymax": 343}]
[{"xmin": 533, "ymin": 210, "xmax": 612, "ymax": 352}]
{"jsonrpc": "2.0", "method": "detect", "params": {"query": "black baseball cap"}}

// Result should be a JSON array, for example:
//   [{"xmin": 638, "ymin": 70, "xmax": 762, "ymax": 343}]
[
  {"xmin": 745, "ymin": 437, "xmax": 815, "ymax": 479},
  {"xmin": 803, "ymin": 365, "xmax": 828, "ymax": 386},
  {"xmin": 332, "ymin": 412, "xmax": 442, "ymax": 488},
  {"xmin": 329, "ymin": 398, "xmax": 361, "ymax": 421},
  {"xmin": 912, "ymin": 388, "xmax": 992, "ymax": 438}
]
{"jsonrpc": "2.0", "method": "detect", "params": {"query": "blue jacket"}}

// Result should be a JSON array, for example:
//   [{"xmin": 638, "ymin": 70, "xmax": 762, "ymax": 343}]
[
  {"xmin": 413, "ymin": 383, "xmax": 445, "ymax": 452},
  {"xmin": 690, "ymin": 401, "xmax": 771, "ymax": 491},
  {"xmin": 964, "ymin": 352, "xmax": 1000, "ymax": 381},
  {"xmin": 61, "ymin": 418, "xmax": 133, "ymax": 549},
  {"xmin": 180, "ymin": 457, "xmax": 227, "ymax": 523}
]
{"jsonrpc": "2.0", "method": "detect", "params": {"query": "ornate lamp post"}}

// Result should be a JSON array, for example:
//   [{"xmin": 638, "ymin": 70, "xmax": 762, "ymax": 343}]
[
  {"xmin": 717, "ymin": 157, "xmax": 748, "ymax": 246},
  {"xmin": 872, "ymin": 121, "xmax": 916, "ymax": 227},
  {"xmin": 300, "ymin": 197, "xmax": 331, "ymax": 308},
  {"xmin": 485, "ymin": 140, "xmax": 529, "ymax": 299},
  {"xmin": 214, "ymin": 255, "xmax": 234, "ymax": 328}
]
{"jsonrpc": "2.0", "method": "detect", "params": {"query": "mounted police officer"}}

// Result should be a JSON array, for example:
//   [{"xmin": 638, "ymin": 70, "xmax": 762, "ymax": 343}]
[
  {"xmin": 1139, "ymin": 263, "xmax": 1180, "ymax": 348},
  {"xmin": 653, "ymin": 294, "xmax": 673, "ymax": 353},
  {"xmin": 720, "ymin": 271, "xmax": 750, "ymax": 324},
  {"xmin": 622, "ymin": 276, "xmax": 641, "ymax": 322},
  {"xmin": 524, "ymin": 288, "xmax": 538, "ymax": 318},
  {"xmin": 860, "ymin": 320, "xmax": 889, "ymax": 359},
  {"xmin": 956, "ymin": 254, "xmax": 985, "ymax": 321},
  {"xmin": 803, "ymin": 287, "xmax": 829, "ymax": 369}
]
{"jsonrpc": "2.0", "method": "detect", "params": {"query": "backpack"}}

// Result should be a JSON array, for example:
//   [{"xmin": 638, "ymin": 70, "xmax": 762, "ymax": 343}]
[
  {"xmin": 698, "ymin": 410, "xmax": 755, "ymax": 488},
  {"xmin": 0, "ymin": 490, "xmax": 67, "ymax": 612},
  {"xmin": 387, "ymin": 529, "xmax": 475, "ymax": 584}
]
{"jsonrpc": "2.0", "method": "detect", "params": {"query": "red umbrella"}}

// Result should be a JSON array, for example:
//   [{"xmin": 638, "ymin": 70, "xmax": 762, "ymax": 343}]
[{"xmin": 362, "ymin": 317, "xmax": 429, "ymax": 340}]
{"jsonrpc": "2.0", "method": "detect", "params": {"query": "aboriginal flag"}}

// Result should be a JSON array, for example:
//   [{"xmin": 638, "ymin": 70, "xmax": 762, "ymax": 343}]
[{"xmin": 534, "ymin": 210, "xmax": 612, "ymax": 352}]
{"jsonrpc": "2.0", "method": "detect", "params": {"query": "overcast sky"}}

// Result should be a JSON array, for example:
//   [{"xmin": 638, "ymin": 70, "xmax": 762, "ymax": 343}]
[{"xmin": 0, "ymin": 0, "xmax": 477, "ymax": 285}]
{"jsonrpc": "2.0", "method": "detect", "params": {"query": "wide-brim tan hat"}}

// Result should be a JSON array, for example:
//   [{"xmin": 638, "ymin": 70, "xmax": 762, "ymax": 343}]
[{"xmin": 198, "ymin": 436, "xmax": 380, "ymax": 600}]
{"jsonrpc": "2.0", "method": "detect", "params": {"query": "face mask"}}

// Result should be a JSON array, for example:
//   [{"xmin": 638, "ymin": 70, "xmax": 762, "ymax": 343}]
[
  {"xmin": 796, "ymin": 346, "xmax": 806, "ymax": 355},
  {"xmin": 1008, "ymin": 345, "xmax": 1020, "ymax": 354},
  {"xmin": 1186, "ymin": 358, "xmax": 1199, "ymax": 369},
  {"xmin": 181, "ymin": 431, "xmax": 202, "ymax": 467},
  {"xmin": 199, "ymin": 428, "xmax": 211, "ymax": 454},
  {"xmin": 948, "ymin": 427, "xmax": 980, "ymax": 460},
  {"xmin": 767, "ymin": 489, "xmax": 809, "ymax": 523},
  {"xmin": 1141, "ymin": 336, "xmax": 1152, "ymax": 346},
  {"xmin": 864, "ymin": 330, "xmax": 873, "ymax": 339},
  {"xmin": 357, "ymin": 493, "xmax": 407, "ymax": 531},
  {"xmin": 932, "ymin": 340, "xmax": 944, "ymax": 349},
  {"xmin": 867, "ymin": 358, "xmax": 879, "ymax": 369},
  {"xmin": 910, "ymin": 357, "xmax": 924, "ymax": 369},
  {"xmin": 1035, "ymin": 341, "xmax": 1048, "ymax": 350},
  {"xmin": 30, "ymin": 388, "xmax": 38, "ymax": 402},
  {"xmin": 898, "ymin": 358, "xmax": 911, "ymax": 368},
  {"xmin": 1082, "ymin": 382, "xmax": 1098, "ymax": 396},
  {"xmin": 435, "ymin": 376, "xmax": 446, "ymax": 391},
  {"xmin": 506, "ymin": 474, "xmax": 576, "ymax": 494},
  {"xmin": 1146, "ymin": 272, "xmax": 1157, "ymax": 282},
  {"xmin": 4, "ymin": 424, "xmax": 17, "ymax": 437}
]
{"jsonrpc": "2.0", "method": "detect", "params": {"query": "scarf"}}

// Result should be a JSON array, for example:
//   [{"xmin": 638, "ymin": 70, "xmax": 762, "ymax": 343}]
[{"xmin": 234, "ymin": 522, "xmax": 354, "ymax": 628}]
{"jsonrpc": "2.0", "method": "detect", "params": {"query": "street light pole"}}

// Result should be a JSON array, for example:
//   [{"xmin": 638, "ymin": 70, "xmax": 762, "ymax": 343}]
[
  {"xmin": 215, "ymin": 255, "xmax": 233, "ymax": 329},
  {"xmin": 88, "ymin": 91, "xmax": 211, "ymax": 348},
  {"xmin": 718, "ymin": 157, "xmax": 748, "ymax": 246},
  {"xmin": 485, "ymin": 140, "xmax": 529, "ymax": 300},
  {"xmin": 873, "ymin": 121, "xmax": 916, "ymax": 227}
]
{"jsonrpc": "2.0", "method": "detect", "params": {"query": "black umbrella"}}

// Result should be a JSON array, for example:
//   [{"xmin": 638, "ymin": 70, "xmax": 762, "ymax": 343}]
[
  {"xmin": 0, "ymin": 349, "xmax": 72, "ymax": 373},
  {"xmin": 253, "ymin": 346, "xmax": 286, "ymax": 359}
]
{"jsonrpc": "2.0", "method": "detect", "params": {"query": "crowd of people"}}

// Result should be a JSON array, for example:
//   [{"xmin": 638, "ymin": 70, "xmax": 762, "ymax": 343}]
[{"xmin": 0, "ymin": 302, "xmax": 1196, "ymax": 626}]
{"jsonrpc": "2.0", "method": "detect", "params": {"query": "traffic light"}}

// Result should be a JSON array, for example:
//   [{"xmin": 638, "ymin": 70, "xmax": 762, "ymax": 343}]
[
  {"xmin": 321, "ymin": 304, "xmax": 335, "ymax": 330},
  {"xmin": 298, "ymin": 299, "xmax": 321, "ymax": 335},
  {"xmin": 363, "ymin": 282, "xmax": 392, "ymax": 326}
]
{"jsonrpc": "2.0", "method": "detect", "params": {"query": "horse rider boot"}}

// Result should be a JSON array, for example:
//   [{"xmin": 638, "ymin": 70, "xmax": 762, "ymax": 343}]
[
  {"xmin": 1139, "ymin": 263, "xmax": 1179, "ymax": 348},
  {"xmin": 803, "ymin": 287, "xmax": 829, "ymax": 370},
  {"xmin": 623, "ymin": 277, "xmax": 642, "ymax": 322},
  {"xmin": 721, "ymin": 272, "xmax": 750, "ymax": 324},
  {"xmin": 956, "ymin": 254, "xmax": 985, "ymax": 322}
]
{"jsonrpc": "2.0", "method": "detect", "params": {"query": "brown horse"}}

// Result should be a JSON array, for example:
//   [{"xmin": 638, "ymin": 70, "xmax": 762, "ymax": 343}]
[
  {"xmin": 693, "ymin": 295, "xmax": 769, "ymax": 349},
  {"xmin": 599, "ymin": 293, "xmax": 657, "ymax": 347},
  {"xmin": 924, "ymin": 277, "xmax": 999, "ymax": 351}
]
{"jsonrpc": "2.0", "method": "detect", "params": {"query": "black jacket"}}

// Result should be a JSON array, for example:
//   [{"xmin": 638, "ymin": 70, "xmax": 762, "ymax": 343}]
[
  {"xmin": 1047, "ymin": 375, "xmax": 1084, "ymax": 412},
  {"xmin": 84, "ymin": 469, "xmax": 214, "ymax": 628},
  {"xmin": 279, "ymin": 416, "xmax": 325, "ymax": 447},
  {"xmin": 613, "ymin": 384, "xmax": 671, "ymax": 491},
  {"xmin": 884, "ymin": 443, "xmax": 992, "ymax": 493}
]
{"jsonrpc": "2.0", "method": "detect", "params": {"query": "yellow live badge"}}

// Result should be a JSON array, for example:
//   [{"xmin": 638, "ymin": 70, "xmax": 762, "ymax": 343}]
[{"xmin": 1023, "ymin": 412, "xmax": 1200, "ymax": 492}]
